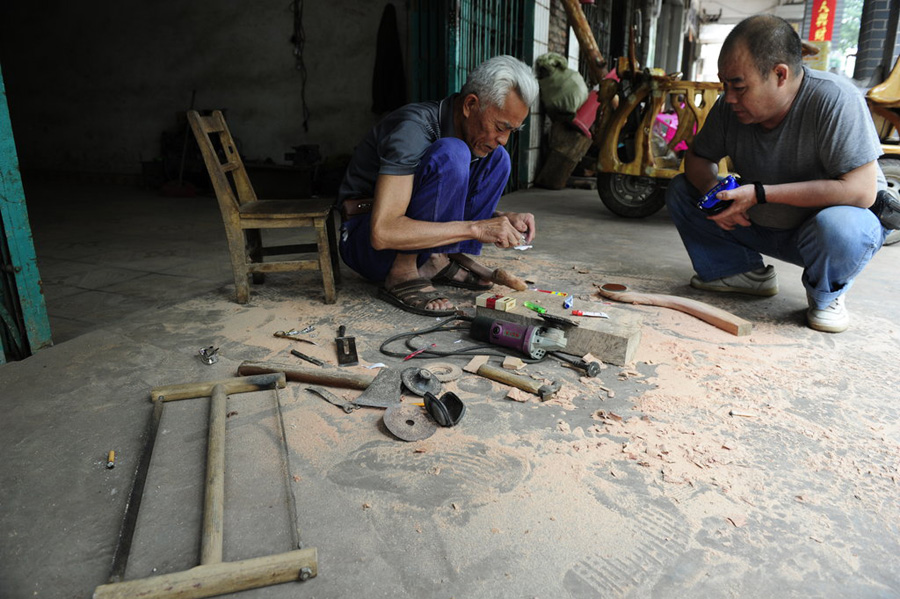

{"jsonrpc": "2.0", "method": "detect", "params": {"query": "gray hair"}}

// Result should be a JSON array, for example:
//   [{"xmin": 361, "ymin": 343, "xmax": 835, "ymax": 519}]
[
  {"xmin": 460, "ymin": 55, "xmax": 540, "ymax": 109},
  {"xmin": 722, "ymin": 15, "xmax": 803, "ymax": 80}
]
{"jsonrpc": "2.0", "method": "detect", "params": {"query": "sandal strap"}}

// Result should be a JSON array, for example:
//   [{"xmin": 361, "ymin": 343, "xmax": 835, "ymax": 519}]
[
  {"xmin": 449, "ymin": 257, "xmax": 485, "ymax": 284},
  {"xmin": 432, "ymin": 260, "xmax": 461, "ymax": 281},
  {"xmin": 388, "ymin": 278, "xmax": 449, "ymax": 308}
]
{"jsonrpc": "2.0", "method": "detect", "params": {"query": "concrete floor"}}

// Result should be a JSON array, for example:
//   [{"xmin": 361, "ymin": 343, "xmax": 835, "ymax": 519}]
[{"xmin": 2, "ymin": 179, "xmax": 899, "ymax": 598}]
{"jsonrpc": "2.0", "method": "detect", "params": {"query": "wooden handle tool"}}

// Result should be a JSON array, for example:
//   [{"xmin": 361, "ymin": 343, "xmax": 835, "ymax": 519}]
[{"xmin": 477, "ymin": 363, "xmax": 559, "ymax": 401}]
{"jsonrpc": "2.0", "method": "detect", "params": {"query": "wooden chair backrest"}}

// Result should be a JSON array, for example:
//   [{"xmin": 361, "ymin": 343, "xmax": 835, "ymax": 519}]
[
  {"xmin": 868, "ymin": 56, "xmax": 900, "ymax": 107},
  {"xmin": 186, "ymin": 110, "xmax": 259, "ymax": 215}
]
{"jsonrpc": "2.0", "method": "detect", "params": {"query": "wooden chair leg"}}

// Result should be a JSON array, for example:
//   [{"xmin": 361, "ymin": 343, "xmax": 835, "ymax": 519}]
[
  {"xmin": 315, "ymin": 218, "xmax": 337, "ymax": 304},
  {"xmin": 326, "ymin": 211, "xmax": 341, "ymax": 285},
  {"xmin": 245, "ymin": 229, "xmax": 265, "ymax": 284},
  {"xmin": 223, "ymin": 225, "xmax": 251, "ymax": 304}
]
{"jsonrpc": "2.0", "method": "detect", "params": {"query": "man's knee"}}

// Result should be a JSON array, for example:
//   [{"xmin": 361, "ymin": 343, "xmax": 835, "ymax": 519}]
[
  {"xmin": 810, "ymin": 206, "xmax": 879, "ymax": 239},
  {"xmin": 483, "ymin": 145, "xmax": 511, "ymax": 178},
  {"xmin": 421, "ymin": 138, "xmax": 471, "ymax": 180},
  {"xmin": 665, "ymin": 174, "xmax": 701, "ymax": 219}
]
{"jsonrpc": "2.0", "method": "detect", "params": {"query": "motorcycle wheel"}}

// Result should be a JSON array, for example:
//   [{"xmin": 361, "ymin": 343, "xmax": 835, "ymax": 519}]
[
  {"xmin": 596, "ymin": 172, "xmax": 667, "ymax": 218},
  {"xmin": 879, "ymin": 158, "xmax": 900, "ymax": 246},
  {"xmin": 879, "ymin": 157, "xmax": 900, "ymax": 194}
]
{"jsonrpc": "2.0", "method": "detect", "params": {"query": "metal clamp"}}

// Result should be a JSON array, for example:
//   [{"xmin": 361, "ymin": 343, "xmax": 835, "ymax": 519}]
[{"xmin": 198, "ymin": 346, "xmax": 219, "ymax": 365}]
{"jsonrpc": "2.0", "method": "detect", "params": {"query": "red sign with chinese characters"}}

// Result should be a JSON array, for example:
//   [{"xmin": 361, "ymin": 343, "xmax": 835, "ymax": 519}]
[{"xmin": 810, "ymin": 0, "xmax": 835, "ymax": 42}]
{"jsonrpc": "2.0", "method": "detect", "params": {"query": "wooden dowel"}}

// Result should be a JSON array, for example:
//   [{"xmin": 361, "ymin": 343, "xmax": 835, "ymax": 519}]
[
  {"xmin": 92, "ymin": 547, "xmax": 318, "ymax": 599},
  {"xmin": 150, "ymin": 373, "xmax": 286, "ymax": 402},
  {"xmin": 200, "ymin": 385, "xmax": 227, "ymax": 565}
]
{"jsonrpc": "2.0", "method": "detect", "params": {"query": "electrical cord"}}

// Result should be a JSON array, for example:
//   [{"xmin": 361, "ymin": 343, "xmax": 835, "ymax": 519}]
[{"xmin": 378, "ymin": 314, "xmax": 547, "ymax": 364}]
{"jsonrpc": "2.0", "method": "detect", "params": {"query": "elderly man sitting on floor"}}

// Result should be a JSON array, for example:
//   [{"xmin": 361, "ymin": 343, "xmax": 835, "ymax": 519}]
[{"xmin": 337, "ymin": 55, "xmax": 540, "ymax": 316}]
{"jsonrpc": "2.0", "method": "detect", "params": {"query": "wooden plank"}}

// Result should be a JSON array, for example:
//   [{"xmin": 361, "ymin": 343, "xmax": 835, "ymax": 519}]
[
  {"xmin": 475, "ymin": 289, "xmax": 642, "ymax": 366},
  {"xmin": 246, "ymin": 260, "xmax": 320, "ymax": 273},
  {"xmin": 0, "ymin": 64, "xmax": 52, "ymax": 360}
]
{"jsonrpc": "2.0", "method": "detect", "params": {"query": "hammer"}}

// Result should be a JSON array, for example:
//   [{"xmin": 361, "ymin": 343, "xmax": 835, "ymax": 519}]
[{"xmin": 476, "ymin": 363, "xmax": 560, "ymax": 401}]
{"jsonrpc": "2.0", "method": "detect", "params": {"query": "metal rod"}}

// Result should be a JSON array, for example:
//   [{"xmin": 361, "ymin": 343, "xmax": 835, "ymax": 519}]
[
  {"xmin": 273, "ymin": 385, "xmax": 303, "ymax": 549},
  {"xmin": 107, "ymin": 399, "xmax": 165, "ymax": 583}
]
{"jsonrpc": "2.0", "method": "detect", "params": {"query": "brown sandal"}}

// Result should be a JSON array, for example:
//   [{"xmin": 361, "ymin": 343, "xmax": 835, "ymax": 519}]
[
  {"xmin": 431, "ymin": 260, "xmax": 493, "ymax": 291},
  {"xmin": 377, "ymin": 278, "xmax": 458, "ymax": 316}
]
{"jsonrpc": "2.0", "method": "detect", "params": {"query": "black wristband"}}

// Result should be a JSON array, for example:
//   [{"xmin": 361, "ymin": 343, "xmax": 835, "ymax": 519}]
[{"xmin": 753, "ymin": 181, "xmax": 767, "ymax": 204}]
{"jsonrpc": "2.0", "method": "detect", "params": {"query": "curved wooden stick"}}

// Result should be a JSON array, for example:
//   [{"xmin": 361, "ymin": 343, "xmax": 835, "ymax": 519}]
[
  {"xmin": 596, "ymin": 283, "xmax": 753, "ymax": 337},
  {"xmin": 451, "ymin": 254, "xmax": 527, "ymax": 291}
]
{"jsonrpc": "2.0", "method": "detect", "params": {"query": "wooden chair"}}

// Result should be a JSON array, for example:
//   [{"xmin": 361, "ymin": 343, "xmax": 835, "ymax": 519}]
[
  {"xmin": 868, "ymin": 56, "xmax": 900, "ymax": 143},
  {"xmin": 187, "ymin": 110, "xmax": 338, "ymax": 304}
]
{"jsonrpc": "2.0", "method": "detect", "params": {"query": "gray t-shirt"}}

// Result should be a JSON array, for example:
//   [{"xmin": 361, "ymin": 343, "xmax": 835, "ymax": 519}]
[
  {"xmin": 338, "ymin": 95, "xmax": 456, "ymax": 202},
  {"xmin": 692, "ymin": 67, "xmax": 884, "ymax": 229}
]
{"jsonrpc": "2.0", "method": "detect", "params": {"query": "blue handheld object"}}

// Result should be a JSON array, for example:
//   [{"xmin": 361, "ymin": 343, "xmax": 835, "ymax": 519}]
[
  {"xmin": 697, "ymin": 175, "xmax": 738, "ymax": 214},
  {"xmin": 563, "ymin": 296, "xmax": 574, "ymax": 309}
]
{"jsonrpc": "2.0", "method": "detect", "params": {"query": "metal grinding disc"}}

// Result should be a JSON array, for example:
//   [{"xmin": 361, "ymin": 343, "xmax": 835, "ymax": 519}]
[
  {"xmin": 425, "ymin": 362, "xmax": 463, "ymax": 383},
  {"xmin": 383, "ymin": 404, "xmax": 436, "ymax": 441},
  {"xmin": 401, "ymin": 367, "xmax": 442, "ymax": 396}
]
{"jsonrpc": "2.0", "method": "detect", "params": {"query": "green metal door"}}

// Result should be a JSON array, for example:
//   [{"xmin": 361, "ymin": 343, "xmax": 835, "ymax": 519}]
[
  {"xmin": 410, "ymin": 0, "xmax": 535, "ymax": 189},
  {"xmin": 0, "ymin": 63, "xmax": 52, "ymax": 363}
]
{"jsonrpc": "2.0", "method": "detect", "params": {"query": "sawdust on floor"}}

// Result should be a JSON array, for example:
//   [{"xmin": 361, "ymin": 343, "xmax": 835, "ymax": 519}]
[{"xmin": 168, "ymin": 256, "xmax": 900, "ymax": 590}]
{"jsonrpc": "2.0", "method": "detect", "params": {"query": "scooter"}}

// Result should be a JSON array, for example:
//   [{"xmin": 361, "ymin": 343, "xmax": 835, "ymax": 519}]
[
  {"xmin": 868, "ymin": 56, "xmax": 900, "ymax": 194},
  {"xmin": 589, "ymin": 58, "xmax": 722, "ymax": 218}
]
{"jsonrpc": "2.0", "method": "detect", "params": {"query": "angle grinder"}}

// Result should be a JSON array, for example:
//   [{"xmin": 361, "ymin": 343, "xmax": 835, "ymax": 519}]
[{"xmin": 469, "ymin": 315, "xmax": 568, "ymax": 359}]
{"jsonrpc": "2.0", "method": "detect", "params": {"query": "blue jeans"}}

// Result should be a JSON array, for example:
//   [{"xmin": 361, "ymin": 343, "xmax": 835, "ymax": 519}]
[
  {"xmin": 665, "ymin": 174, "xmax": 888, "ymax": 309},
  {"xmin": 340, "ymin": 137, "xmax": 511, "ymax": 282}
]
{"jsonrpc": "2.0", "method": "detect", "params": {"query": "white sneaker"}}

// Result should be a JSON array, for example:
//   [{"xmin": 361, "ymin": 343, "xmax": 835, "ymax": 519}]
[
  {"xmin": 885, "ymin": 229, "xmax": 900, "ymax": 246},
  {"xmin": 807, "ymin": 295, "xmax": 849, "ymax": 333},
  {"xmin": 690, "ymin": 266, "xmax": 779, "ymax": 297}
]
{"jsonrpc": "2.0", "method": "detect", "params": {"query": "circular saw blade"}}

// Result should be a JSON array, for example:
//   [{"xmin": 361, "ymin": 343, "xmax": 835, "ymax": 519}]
[
  {"xmin": 383, "ymin": 404, "xmax": 437, "ymax": 441},
  {"xmin": 401, "ymin": 367, "xmax": 442, "ymax": 396},
  {"xmin": 426, "ymin": 362, "xmax": 464, "ymax": 382}
]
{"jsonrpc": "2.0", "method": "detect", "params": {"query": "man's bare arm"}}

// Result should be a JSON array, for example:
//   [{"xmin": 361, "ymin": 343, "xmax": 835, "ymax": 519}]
[
  {"xmin": 745, "ymin": 161, "xmax": 878, "ymax": 209},
  {"xmin": 711, "ymin": 160, "xmax": 880, "ymax": 231},
  {"xmin": 684, "ymin": 148, "xmax": 721, "ymax": 197}
]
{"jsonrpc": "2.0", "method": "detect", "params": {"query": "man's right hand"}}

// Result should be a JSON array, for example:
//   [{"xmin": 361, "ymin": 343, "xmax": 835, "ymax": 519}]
[
  {"xmin": 708, "ymin": 184, "xmax": 758, "ymax": 230},
  {"xmin": 473, "ymin": 215, "xmax": 528, "ymax": 248}
]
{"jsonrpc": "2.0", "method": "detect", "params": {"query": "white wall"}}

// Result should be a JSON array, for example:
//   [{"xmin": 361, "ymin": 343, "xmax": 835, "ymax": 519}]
[{"xmin": 0, "ymin": 1, "xmax": 406, "ymax": 175}]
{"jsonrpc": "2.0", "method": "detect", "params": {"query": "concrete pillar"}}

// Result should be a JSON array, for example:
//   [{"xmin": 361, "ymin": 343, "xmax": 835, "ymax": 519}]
[{"xmin": 854, "ymin": 0, "xmax": 900, "ymax": 83}]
